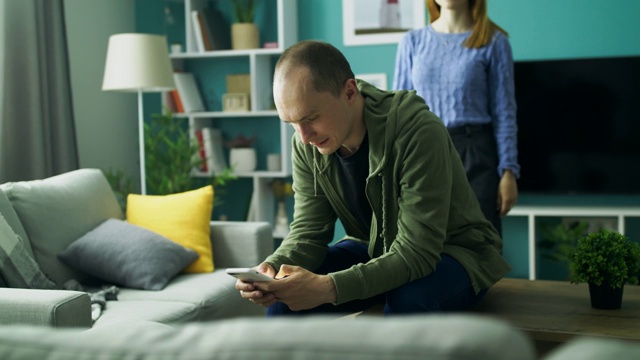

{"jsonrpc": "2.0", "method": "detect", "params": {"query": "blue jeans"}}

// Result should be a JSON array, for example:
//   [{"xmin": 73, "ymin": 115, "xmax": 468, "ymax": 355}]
[{"xmin": 267, "ymin": 240, "xmax": 487, "ymax": 316}]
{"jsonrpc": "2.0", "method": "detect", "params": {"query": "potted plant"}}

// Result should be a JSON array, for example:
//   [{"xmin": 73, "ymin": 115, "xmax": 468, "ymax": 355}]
[
  {"xmin": 570, "ymin": 229, "xmax": 640, "ymax": 309},
  {"xmin": 230, "ymin": 0, "xmax": 260, "ymax": 49},
  {"xmin": 225, "ymin": 134, "xmax": 257, "ymax": 172},
  {"xmin": 104, "ymin": 111, "xmax": 235, "ymax": 211}
]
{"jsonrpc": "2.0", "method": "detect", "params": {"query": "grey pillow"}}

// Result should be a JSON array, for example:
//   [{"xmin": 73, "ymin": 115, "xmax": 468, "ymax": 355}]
[
  {"xmin": 0, "ymin": 213, "xmax": 56, "ymax": 289},
  {"xmin": 58, "ymin": 219, "xmax": 199, "ymax": 290},
  {"xmin": 2, "ymin": 168, "xmax": 123, "ymax": 286}
]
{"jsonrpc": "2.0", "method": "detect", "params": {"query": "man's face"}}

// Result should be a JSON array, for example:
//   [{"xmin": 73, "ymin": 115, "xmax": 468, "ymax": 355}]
[{"xmin": 274, "ymin": 67, "xmax": 355, "ymax": 156}]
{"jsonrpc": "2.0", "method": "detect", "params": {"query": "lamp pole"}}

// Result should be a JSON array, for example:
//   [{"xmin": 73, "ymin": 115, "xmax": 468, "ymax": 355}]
[{"xmin": 137, "ymin": 89, "xmax": 146, "ymax": 195}]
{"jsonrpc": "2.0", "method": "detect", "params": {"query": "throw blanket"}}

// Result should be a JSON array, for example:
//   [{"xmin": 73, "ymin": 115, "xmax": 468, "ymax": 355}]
[{"xmin": 62, "ymin": 279, "xmax": 119, "ymax": 323}]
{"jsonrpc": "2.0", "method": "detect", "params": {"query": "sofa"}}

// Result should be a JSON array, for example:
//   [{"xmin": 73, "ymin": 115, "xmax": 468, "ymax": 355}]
[
  {"xmin": 0, "ymin": 168, "xmax": 272, "ymax": 328},
  {"xmin": 0, "ymin": 313, "xmax": 639, "ymax": 359}
]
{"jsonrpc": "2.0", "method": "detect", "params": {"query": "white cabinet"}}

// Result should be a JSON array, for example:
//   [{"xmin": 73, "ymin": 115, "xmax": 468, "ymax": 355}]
[
  {"xmin": 507, "ymin": 205, "xmax": 640, "ymax": 280},
  {"xmin": 168, "ymin": 0, "xmax": 298, "ymax": 230}
]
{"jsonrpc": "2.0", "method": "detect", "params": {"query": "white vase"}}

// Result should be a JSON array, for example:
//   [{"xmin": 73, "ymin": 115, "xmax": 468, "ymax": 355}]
[
  {"xmin": 273, "ymin": 200, "xmax": 289, "ymax": 238},
  {"xmin": 229, "ymin": 148, "xmax": 257, "ymax": 172}
]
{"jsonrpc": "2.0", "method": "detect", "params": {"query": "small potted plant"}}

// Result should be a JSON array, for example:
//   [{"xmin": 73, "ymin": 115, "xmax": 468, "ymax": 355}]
[
  {"xmin": 570, "ymin": 229, "xmax": 640, "ymax": 309},
  {"xmin": 225, "ymin": 134, "xmax": 257, "ymax": 172},
  {"xmin": 230, "ymin": 0, "xmax": 259, "ymax": 49}
]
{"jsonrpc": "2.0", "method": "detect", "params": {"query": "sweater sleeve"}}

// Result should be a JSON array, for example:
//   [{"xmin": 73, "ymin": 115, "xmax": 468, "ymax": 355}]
[
  {"xmin": 392, "ymin": 31, "xmax": 414, "ymax": 91},
  {"xmin": 488, "ymin": 34, "xmax": 520, "ymax": 178}
]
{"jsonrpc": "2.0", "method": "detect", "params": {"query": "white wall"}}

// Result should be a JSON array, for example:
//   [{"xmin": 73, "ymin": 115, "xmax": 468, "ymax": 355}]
[{"xmin": 64, "ymin": 0, "xmax": 139, "ymax": 190}]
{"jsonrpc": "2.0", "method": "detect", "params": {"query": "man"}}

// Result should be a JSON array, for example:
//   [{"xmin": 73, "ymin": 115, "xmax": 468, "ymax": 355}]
[{"xmin": 235, "ymin": 40, "xmax": 510, "ymax": 315}]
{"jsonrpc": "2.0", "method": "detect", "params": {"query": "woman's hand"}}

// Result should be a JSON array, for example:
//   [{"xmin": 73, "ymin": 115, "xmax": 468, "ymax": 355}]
[{"xmin": 497, "ymin": 170, "xmax": 518, "ymax": 217}]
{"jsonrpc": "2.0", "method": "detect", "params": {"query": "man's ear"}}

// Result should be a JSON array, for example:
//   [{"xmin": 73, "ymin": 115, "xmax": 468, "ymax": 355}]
[{"xmin": 344, "ymin": 78, "xmax": 358, "ymax": 102}]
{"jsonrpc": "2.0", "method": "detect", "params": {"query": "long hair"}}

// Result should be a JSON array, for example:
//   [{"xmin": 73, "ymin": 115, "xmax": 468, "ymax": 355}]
[{"xmin": 426, "ymin": 0, "xmax": 508, "ymax": 48}]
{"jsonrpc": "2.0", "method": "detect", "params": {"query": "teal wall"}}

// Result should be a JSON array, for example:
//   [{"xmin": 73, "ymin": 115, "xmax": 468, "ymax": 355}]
[{"xmin": 136, "ymin": 0, "xmax": 640, "ymax": 277}]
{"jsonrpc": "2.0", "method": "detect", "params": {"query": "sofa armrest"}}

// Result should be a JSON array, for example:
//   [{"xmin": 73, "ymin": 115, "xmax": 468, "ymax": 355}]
[
  {"xmin": 209, "ymin": 221, "xmax": 273, "ymax": 268},
  {"xmin": 0, "ymin": 288, "xmax": 92, "ymax": 328}
]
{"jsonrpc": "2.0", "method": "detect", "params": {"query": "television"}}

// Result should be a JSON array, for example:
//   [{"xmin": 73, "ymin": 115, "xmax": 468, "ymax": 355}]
[{"xmin": 514, "ymin": 56, "xmax": 640, "ymax": 195}]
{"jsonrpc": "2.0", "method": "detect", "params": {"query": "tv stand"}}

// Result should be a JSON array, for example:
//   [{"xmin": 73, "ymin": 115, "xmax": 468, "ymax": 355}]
[{"xmin": 506, "ymin": 205, "xmax": 640, "ymax": 280}]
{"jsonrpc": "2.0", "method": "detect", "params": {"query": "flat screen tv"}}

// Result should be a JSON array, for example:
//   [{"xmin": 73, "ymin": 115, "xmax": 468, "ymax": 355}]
[{"xmin": 514, "ymin": 56, "xmax": 640, "ymax": 195}]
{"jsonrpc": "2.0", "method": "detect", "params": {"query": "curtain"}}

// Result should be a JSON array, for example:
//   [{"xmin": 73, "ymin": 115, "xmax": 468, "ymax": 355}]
[{"xmin": 0, "ymin": 0, "xmax": 78, "ymax": 183}]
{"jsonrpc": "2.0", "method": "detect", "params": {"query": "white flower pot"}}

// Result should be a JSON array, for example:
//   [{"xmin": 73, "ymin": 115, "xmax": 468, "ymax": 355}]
[{"xmin": 229, "ymin": 148, "xmax": 257, "ymax": 172}]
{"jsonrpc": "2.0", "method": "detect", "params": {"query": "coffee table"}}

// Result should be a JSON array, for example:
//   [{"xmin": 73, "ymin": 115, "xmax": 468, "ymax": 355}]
[{"xmin": 472, "ymin": 278, "xmax": 640, "ymax": 354}]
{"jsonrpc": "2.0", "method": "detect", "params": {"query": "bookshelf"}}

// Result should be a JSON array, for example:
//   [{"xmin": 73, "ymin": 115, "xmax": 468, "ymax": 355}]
[{"xmin": 167, "ymin": 0, "xmax": 298, "ymax": 231}]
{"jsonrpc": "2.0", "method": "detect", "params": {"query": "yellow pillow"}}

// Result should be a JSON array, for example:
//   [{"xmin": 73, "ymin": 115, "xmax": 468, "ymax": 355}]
[{"xmin": 126, "ymin": 185, "xmax": 214, "ymax": 273}]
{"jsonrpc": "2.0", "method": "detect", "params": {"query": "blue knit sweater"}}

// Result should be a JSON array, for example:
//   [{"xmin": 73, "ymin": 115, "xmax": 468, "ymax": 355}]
[{"xmin": 393, "ymin": 25, "xmax": 520, "ymax": 177}]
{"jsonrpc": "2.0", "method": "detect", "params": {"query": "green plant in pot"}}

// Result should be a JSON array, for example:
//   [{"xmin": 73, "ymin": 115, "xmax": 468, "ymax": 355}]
[
  {"xmin": 104, "ymin": 111, "xmax": 235, "ymax": 213},
  {"xmin": 230, "ymin": 0, "xmax": 259, "ymax": 49},
  {"xmin": 570, "ymin": 229, "xmax": 640, "ymax": 309}
]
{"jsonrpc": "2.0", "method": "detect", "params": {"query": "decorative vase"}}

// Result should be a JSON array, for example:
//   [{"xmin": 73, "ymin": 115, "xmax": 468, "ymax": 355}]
[
  {"xmin": 588, "ymin": 282, "xmax": 624, "ymax": 309},
  {"xmin": 229, "ymin": 148, "xmax": 257, "ymax": 172},
  {"xmin": 273, "ymin": 200, "xmax": 289, "ymax": 238},
  {"xmin": 231, "ymin": 23, "xmax": 260, "ymax": 50}
]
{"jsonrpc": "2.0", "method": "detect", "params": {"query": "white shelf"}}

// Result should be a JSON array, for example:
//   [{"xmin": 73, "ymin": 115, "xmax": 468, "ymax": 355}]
[
  {"xmin": 173, "ymin": 0, "xmax": 298, "ymax": 230},
  {"xmin": 506, "ymin": 205, "xmax": 640, "ymax": 280}
]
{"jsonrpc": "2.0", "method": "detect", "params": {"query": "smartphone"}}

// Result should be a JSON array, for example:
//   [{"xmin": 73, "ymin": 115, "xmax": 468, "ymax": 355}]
[{"xmin": 226, "ymin": 268, "xmax": 273, "ymax": 282}]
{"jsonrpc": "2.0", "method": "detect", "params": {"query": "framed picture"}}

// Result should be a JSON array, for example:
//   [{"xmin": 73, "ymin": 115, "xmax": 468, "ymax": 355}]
[
  {"xmin": 222, "ymin": 93, "xmax": 250, "ymax": 112},
  {"xmin": 356, "ymin": 73, "xmax": 388, "ymax": 90},
  {"xmin": 343, "ymin": 0, "xmax": 426, "ymax": 46}
]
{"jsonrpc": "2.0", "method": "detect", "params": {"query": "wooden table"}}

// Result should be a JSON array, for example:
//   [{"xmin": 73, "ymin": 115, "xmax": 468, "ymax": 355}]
[{"xmin": 472, "ymin": 278, "xmax": 640, "ymax": 355}]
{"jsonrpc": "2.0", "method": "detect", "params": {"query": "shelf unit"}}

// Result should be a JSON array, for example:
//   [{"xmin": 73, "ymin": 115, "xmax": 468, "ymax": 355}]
[
  {"xmin": 506, "ymin": 205, "xmax": 640, "ymax": 280},
  {"xmin": 168, "ymin": 0, "xmax": 298, "ymax": 230}
]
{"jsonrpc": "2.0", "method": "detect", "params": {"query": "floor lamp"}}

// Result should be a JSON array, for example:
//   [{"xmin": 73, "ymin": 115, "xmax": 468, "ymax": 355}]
[{"xmin": 102, "ymin": 33, "xmax": 175, "ymax": 195}]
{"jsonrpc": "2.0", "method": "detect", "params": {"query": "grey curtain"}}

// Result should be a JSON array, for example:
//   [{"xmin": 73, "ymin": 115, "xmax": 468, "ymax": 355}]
[{"xmin": 0, "ymin": 0, "xmax": 78, "ymax": 183}]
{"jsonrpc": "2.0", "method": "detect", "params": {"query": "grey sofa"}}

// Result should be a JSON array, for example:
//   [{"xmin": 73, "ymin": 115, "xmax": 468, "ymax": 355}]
[
  {"xmin": 0, "ymin": 313, "xmax": 638, "ymax": 360},
  {"xmin": 0, "ymin": 168, "xmax": 272, "ymax": 328}
]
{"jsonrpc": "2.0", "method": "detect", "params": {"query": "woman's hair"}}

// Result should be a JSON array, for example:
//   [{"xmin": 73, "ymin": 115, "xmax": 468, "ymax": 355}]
[
  {"xmin": 426, "ymin": 0, "xmax": 508, "ymax": 48},
  {"xmin": 274, "ymin": 40, "xmax": 354, "ymax": 97}
]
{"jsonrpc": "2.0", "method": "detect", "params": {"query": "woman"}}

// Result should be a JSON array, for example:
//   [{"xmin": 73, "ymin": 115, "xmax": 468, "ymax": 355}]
[{"xmin": 393, "ymin": 0, "xmax": 519, "ymax": 235}]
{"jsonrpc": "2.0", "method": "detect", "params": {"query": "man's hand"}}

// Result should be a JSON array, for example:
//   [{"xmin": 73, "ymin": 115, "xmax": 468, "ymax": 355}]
[
  {"xmin": 497, "ymin": 170, "xmax": 518, "ymax": 217},
  {"xmin": 234, "ymin": 263, "xmax": 278, "ymax": 307},
  {"xmin": 253, "ymin": 265, "xmax": 338, "ymax": 311}
]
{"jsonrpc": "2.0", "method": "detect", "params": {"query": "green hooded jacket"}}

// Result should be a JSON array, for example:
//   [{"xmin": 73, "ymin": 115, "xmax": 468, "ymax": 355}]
[{"xmin": 265, "ymin": 80, "xmax": 511, "ymax": 305}]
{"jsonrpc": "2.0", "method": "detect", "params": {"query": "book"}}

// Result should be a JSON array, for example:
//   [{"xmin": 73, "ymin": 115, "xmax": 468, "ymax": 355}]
[
  {"xmin": 201, "ymin": 127, "xmax": 227, "ymax": 175},
  {"xmin": 196, "ymin": 11, "xmax": 214, "ymax": 51},
  {"xmin": 170, "ymin": 89, "xmax": 184, "ymax": 113},
  {"xmin": 202, "ymin": 7, "xmax": 231, "ymax": 50},
  {"xmin": 173, "ymin": 73, "xmax": 205, "ymax": 112},
  {"xmin": 194, "ymin": 129, "xmax": 207, "ymax": 173},
  {"xmin": 191, "ymin": 10, "xmax": 205, "ymax": 52},
  {"xmin": 163, "ymin": 91, "xmax": 177, "ymax": 113}
]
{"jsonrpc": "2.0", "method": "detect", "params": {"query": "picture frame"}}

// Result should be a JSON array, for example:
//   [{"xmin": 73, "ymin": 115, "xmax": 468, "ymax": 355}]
[
  {"xmin": 343, "ymin": 0, "xmax": 426, "ymax": 46},
  {"xmin": 222, "ymin": 93, "xmax": 250, "ymax": 112},
  {"xmin": 356, "ymin": 73, "xmax": 388, "ymax": 90}
]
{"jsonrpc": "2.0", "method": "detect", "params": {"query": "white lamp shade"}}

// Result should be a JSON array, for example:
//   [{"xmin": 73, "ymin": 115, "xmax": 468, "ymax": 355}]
[{"xmin": 102, "ymin": 33, "xmax": 175, "ymax": 92}]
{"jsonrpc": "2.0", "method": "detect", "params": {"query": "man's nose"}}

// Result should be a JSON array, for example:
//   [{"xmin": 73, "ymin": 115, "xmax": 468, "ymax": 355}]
[{"xmin": 296, "ymin": 123, "xmax": 314, "ymax": 144}]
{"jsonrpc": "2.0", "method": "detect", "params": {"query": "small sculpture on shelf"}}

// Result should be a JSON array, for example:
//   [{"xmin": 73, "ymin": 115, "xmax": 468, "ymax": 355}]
[{"xmin": 271, "ymin": 179, "xmax": 293, "ymax": 238}]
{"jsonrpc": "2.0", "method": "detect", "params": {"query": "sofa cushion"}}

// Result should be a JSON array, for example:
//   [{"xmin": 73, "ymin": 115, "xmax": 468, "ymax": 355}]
[
  {"xmin": 1, "ymin": 169, "xmax": 123, "ymax": 286},
  {"xmin": 58, "ymin": 219, "xmax": 199, "ymax": 290},
  {"xmin": 126, "ymin": 185, "xmax": 214, "ymax": 273},
  {"xmin": 0, "ymin": 188, "xmax": 33, "ymax": 257},
  {"xmin": 117, "ymin": 271, "xmax": 266, "ymax": 319},
  {"xmin": 91, "ymin": 300, "xmax": 198, "ymax": 327},
  {"xmin": 0, "ymin": 213, "xmax": 56, "ymax": 289}
]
